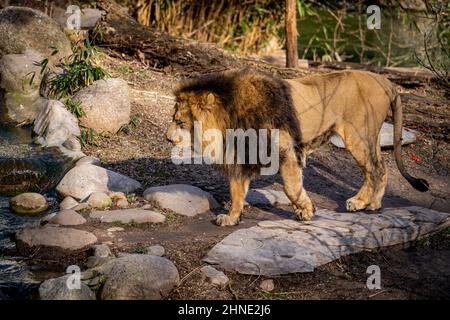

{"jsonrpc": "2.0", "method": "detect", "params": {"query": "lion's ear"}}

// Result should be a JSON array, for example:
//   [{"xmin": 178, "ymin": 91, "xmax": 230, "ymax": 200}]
[
  {"xmin": 187, "ymin": 92, "xmax": 216, "ymax": 115},
  {"xmin": 206, "ymin": 93, "xmax": 215, "ymax": 104},
  {"xmin": 203, "ymin": 92, "xmax": 216, "ymax": 110}
]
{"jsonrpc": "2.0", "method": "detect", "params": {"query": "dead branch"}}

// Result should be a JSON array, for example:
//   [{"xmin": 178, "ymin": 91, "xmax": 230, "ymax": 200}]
[{"xmin": 309, "ymin": 60, "xmax": 436, "ymax": 85}]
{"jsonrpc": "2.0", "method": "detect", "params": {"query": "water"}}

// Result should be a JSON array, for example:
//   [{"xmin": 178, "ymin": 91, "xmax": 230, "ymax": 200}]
[
  {"xmin": 0, "ymin": 122, "xmax": 74, "ymax": 196},
  {"xmin": 0, "ymin": 196, "xmax": 41, "ymax": 300},
  {"xmin": 0, "ymin": 125, "xmax": 39, "ymax": 299},
  {"xmin": 0, "ymin": 124, "xmax": 68, "ymax": 299},
  {"xmin": 0, "ymin": 125, "xmax": 33, "ymax": 145}
]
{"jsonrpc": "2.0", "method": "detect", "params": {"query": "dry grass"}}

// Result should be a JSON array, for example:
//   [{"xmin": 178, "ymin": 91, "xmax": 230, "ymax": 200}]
[{"xmin": 135, "ymin": 0, "xmax": 285, "ymax": 54}]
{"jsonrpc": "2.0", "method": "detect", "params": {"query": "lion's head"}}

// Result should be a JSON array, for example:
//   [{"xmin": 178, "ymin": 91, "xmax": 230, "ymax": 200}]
[
  {"xmin": 166, "ymin": 95, "xmax": 195, "ymax": 146},
  {"xmin": 166, "ymin": 89, "xmax": 224, "ymax": 149}
]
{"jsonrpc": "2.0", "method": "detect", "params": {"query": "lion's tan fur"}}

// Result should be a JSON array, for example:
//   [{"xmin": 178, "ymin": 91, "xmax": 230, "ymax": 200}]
[{"xmin": 167, "ymin": 68, "xmax": 428, "ymax": 226}]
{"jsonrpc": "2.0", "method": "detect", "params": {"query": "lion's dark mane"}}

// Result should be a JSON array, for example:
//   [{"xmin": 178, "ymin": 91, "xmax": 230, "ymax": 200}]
[{"xmin": 174, "ymin": 67, "xmax": 303, "ymax": 177}]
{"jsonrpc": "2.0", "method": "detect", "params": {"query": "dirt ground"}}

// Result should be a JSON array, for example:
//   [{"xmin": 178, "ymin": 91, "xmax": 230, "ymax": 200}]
[{"xmin": 74, "ymin": 51, "xmax": 450, "ymax": 300}]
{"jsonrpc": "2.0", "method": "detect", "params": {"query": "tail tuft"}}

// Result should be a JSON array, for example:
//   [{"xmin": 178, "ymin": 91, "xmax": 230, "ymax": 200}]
[{"xmin": 408, "ymin": 177, "xmax": 430, "ymax": 192}]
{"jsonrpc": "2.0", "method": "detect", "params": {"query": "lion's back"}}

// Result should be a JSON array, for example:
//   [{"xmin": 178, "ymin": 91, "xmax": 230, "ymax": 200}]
[{"xmin": 287, "ymin": 70, "xmax": 394, "ymax": 143}]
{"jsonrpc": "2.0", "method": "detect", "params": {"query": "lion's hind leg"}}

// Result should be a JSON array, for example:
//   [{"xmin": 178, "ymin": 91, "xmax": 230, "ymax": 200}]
[
  {"xmin": 339, "ymin": 128, "xmax": 387, "ymax": 212},
  {"xmin": 365, "ymin": 136, "xmax": 387, "ymax": 211}
]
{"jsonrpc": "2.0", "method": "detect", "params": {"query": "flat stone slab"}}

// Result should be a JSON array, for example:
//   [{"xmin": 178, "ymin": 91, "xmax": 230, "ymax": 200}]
[
  {"xmin": 204, "ymin": 206, "xmax": 450, "ymax": 276},
  {"xmin": 245, "ymin": 189, "xmax": 290, "ymax": 206},
  {"xmin": 90, "ymin": 209, "xmax": 166, "ymax": 224},
  {"xmin": 331, "ymin": 122, "xmax": 417, "ymax": 148},
  {"xmin": 143, "ymin": 184, "xmax": 220, "ymax": 217}
]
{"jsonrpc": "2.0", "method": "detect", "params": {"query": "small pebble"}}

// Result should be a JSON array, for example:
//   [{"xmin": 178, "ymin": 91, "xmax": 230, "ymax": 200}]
[{"xmin": 260, "ymin": 279, "xmax": 275, "ymax": 292}]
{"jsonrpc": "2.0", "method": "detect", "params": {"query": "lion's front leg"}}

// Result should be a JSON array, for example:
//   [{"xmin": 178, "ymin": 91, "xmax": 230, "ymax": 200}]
[
  {"xmin": 216, "ymin": 175, "xmax": 250, "ymax": 226},
  {"xmin": 280, "ymin": 148, "xmax": 315, "ymax": 221}
]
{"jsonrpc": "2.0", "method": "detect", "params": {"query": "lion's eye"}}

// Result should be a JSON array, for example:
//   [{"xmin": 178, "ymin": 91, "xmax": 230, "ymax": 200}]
[{"xmin": 175, "ymin": 120, "xmax": 184, "ymax": 126}]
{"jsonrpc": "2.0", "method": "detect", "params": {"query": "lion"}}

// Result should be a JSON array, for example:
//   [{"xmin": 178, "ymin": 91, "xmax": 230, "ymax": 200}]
[{"xmin": 166, "ymin": 67, "xmax": 429, "ymax": 226}]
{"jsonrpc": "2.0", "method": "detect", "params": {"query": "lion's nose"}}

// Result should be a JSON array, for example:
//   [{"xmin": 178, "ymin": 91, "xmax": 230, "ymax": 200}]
[
  {"xmin": 166, "ymin": 126, "xmax": 178, "ymax": 143},
  {"xmin": 166, "ymin": 131, "xmax": 173, "ymax": 142}
]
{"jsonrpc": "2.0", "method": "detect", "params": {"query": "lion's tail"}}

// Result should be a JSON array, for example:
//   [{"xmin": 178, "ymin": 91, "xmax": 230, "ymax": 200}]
[{"xmin": 391, "ymin": 93, "xmax": 429, "ymax": 192}]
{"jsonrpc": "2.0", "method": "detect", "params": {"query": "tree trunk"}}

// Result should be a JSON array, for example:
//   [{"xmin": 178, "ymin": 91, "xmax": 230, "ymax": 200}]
[{"xmin": 285, "ymin": 0, "xmax": 298, "ymax": 68}]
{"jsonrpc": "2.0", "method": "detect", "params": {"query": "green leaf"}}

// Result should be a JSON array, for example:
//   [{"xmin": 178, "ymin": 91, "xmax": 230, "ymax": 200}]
[
  {"xmin": 297, "ymin": 0, "xmax": 305, "ymax": 18},
  {"xmin": 40, "ymin": 58, "xmax": 49, "ymax": 74},
  {"xmin": 29, "ymin": 72, "xmax": 36, "ymax": 86}
]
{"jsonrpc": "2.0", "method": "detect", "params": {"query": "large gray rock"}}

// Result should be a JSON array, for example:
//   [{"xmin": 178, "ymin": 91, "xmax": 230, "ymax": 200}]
[
  {"xmin": 0, "ymin": 49, "xmax": 41, "ymax": 92},
  {"xmin": 39, "ymin": 275, "xmax": 96, "ymax": 300},
  {"xmin": 90, "ymin": 209, "xmax": 166, "ymax": 224},
  {"xmin": 204, "ymin": 206, "xmax": 450, "ymax": 276},
  {"xmin": 16, "ymin": 225, "xmax": 97, "ymax": 260},
  {"xmin": 143, "ymin": 184, "xmax": 219, "ymax": 217},
  {"xmin": 0, "ymin": 49, "xmax": 47, "ymax": 125},
  {"xmin": 56, "ymin": 164, "xmax": 141, "ymax": 200},
  {"xmin": 33, "ymin": 100, "xmax": 81, "ymax": 147},
  {"xmin": 100, "ymin": 254, "xmax": 179, "ymax": 300},
  {"xmin": 10, "ymin": 192, "xmax": 48, "ymax": 215},
  {"xmin": 331, "ymin": 122, "xmax": 417, "ymax": 148},
  {"xmin": 0, "ymin": 7, "xmax": 72, "ymax": 64},
  {"xmin": 73, "ymin": 78, "xmax": 130, "ymax": 134},
  {"xmin": 0, "ymin": 90, "xmax": 46, "ymax": 125}
]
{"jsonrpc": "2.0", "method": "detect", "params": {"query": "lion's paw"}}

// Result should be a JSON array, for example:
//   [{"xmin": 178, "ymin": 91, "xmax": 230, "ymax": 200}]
[
  {"xmin": 294, "ymin": 203, "xmax": 315, "ymax": 221},
  {"xmin": 215, "ymin": 214, "xmax": 239, "ymax": 227},
  {"xmin": 346, "ymin": 197, "xmax": 368, "ymax": 212}
]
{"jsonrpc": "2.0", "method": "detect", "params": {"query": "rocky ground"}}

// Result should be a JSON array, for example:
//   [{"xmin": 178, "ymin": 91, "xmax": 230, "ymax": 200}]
[{"xmin": 1, "ymin": 4, "xmax": 449, "ymax": 301}]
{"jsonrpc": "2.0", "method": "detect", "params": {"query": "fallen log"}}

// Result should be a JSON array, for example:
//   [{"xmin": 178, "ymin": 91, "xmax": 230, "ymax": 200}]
[
  {"xmin": 261, "ymin": 52, "xmax": 436, "ymax": 86},
  {"xmin": 308, "ymin": 60, "xmax": 436, "ymax": 86}
]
